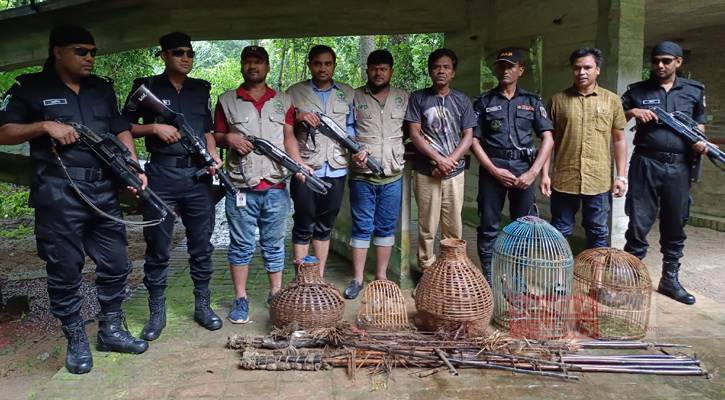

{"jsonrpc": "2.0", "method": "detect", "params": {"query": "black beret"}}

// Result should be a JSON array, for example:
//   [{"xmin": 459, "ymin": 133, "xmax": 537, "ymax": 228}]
[
  {"xmin": 49, "ymin": 25, "xmax": 95, "ymax": 49},
  {"xmin": 159, "ymin": 32, "xmax": 192, "ymax": 52},
  {"xmin": 652, "ymin": 41, "xmax": 683, "ymax": 58}
]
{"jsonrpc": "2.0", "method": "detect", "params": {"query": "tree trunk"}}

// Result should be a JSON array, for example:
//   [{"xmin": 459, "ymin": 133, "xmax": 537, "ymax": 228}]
[
  {"xmin": 357, "ymin": 35, "xmax": 375, "ymax": 84},
  {"xmin": 277, "ymin": 38, "xmax": 289, "ymax": 91},
  {"xmin": 392, "ymin": 34, "xmax": 406, "ymax": 45}
]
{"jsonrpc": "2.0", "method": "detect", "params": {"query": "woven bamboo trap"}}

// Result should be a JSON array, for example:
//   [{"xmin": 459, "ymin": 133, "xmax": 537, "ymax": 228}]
[
  {"xmin": 270, "ymin": 257, "xmax": 345, "ymax": 329},
  {"xmin": 356, "ymin": 280, "xmax": 410, "ymax": 331},
  {"xmin": 573, "ymin": 247, "xmax": 652, "ymax": 340},
  {"xmin": 492, "ymin": 215, "xmax": 574, "ymax": 339},
  {"xmin": 414, "ymin": 239, "xmax": 494, "ymax": 337}
]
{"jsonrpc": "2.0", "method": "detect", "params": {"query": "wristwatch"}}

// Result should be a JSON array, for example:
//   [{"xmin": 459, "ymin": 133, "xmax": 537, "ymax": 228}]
[{"xmin": 616, "ymin": 176, "xmax": 628, "ymax": 184}]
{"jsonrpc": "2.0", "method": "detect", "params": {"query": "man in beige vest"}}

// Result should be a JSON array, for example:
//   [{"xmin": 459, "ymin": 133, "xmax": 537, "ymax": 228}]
[
  {"xmin": 214, "ymin": 45, "xmax": 308, "ymax": 323},
  {"xmin": 287, "ymin": 45, "xmax": 359, "ymax": 276},
  {"xmin": 343, "ymin": 50, "xmax": 408, "ymax": 299}
]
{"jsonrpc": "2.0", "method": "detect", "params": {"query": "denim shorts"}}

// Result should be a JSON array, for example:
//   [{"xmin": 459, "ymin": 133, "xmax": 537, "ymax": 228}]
[
  {"xmin": 225, "ymin": 189, "xmax": 290, "ymax": 272},
  {"xmin": 349, "ymin": 177, "xmax": 402, "ymax": 248}
]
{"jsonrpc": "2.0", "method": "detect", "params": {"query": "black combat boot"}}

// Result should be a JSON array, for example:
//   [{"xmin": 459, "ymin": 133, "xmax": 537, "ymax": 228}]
[
  {"xmin": 193, "ymin": 288, "xmax": 222, "ymax": 331},
  {"xmin": 140, "ymin": 295, "xmax": 166, "ymax": 341},
  {"xmin": 97, "ymin": 311, "xmax": 149, "ymax": 353},
  {"xmin": 658, "ymin": 263, "xmax": 696, "ymax": 305},
  {"xmin": 61, "ymin": 318, "xmax": 93, "ymax": 374}
]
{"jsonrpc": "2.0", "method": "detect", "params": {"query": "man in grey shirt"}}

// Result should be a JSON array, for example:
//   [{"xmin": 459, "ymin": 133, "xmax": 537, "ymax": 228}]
[{"xmin": 405, "ymin": 48, "xmax": 476, "ymax": 270}]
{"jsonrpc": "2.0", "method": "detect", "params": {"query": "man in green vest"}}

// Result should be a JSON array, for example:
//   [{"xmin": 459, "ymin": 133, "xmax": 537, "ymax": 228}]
[
  {"xmin": 287, "ymin": 45, "xmax": 358, "ymax": 277},
  {"xmin": 344, "ymin": 50, "xmax": 409, "ymax": 299}
]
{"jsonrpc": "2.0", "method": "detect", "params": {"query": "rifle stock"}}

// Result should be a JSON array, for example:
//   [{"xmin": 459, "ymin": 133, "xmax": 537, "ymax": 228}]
[
  {"xmin": 69, "ymin": 122, "xmax": 176, "ymax": 219},
  {"xmin": 304, "ymin": 112, "xmax": 386, "ymax": 176},
  {"xmin": 249, "ymin": 136, "xmax": 331, "ymax": 195},
  {"xmin": 127, "ymin": 84, "xmax": 240, "ymax": 196},
  {"xmin": 649, "ymin": 106, "xmax": 725, "ymax": 168}
]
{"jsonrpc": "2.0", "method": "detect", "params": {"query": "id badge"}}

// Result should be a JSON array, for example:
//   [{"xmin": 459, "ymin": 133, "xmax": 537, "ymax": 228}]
[{"xmin": 235, "ymin": 192, "xmax": 247, "ymax": 208}]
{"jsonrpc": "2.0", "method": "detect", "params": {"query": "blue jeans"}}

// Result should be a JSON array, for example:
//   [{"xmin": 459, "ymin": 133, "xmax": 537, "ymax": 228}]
[
  {"xmin": 349, "ymin": 177, "xmax": 403, "ymax": 249},
  {"xmin": 550, "ymin": 190, "xmax": 610, "ymax": 249},
  {"xmin": 225, "ymin": 189, "xmax": 290, "ymax": 272}
]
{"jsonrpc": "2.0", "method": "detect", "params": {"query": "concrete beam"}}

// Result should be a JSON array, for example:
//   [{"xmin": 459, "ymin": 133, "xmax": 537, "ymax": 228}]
[{"xmin": 0, "ymin": 0, "xmax": 468, "ymax": 70}]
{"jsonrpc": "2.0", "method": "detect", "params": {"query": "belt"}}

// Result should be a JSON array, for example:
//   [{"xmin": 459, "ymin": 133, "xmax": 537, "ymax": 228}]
[
  {"xmin": 634, "ymin": 147, "xmax": 687, "ymax": 164},
  {"xmin": 44, "ymin": 166, "xmax": 106, "ymax": 182},
  {"xmin": 150, "ymin": 153, "xmax": 203, "ymax": 168},
  {"xmin": 483, "ymin": 146, "xmax": 527, "ymax": 160}
]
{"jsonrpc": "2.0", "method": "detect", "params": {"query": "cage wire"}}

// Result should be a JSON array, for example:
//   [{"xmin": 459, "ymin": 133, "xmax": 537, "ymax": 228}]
[
  {"xmin": 492, "ymin": 215, "xmax": 574, "ymax": 339},
  {"xmin": 573, "ymin": 247, "xmax": 652, "ymax": 340}
]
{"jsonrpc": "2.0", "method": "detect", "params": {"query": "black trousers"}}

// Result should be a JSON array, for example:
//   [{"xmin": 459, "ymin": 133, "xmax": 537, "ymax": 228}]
[
  {"xmin": 290, "ymin": 175, "xmax": 346, "ymax": 243},
  {"xmin": 624, "ymin": 154, "xmax": 691, "ymax": 265},
  {"xmin": 476, "ymin": 159, "xmax": 535, "ymax": 270},
  {"xmin": 142, "ymin": 163, "xmax": 215, "ymax": 295},
  {"xmin": 32, "ymin": 175, "xmax": 131, "ymax": 325}
]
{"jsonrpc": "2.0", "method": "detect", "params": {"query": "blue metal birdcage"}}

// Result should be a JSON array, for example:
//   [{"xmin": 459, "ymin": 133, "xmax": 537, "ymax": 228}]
[{"xmin": 491, "ymin": 215, "xmax": 574, "ymax": 339}]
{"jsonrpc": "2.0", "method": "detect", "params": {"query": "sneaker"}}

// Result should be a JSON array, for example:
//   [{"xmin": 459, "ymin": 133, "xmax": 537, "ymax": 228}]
[
  {"xmin": 343, "ymin": 280, "xmax": 364, "ymax": 299},
  {"xmin": 266, "ymin": 293, "xmax": 275, "ymax": 309},
  {"xmin": 228, "ymin": 297, "xmax": 249, "ymax": 324}
]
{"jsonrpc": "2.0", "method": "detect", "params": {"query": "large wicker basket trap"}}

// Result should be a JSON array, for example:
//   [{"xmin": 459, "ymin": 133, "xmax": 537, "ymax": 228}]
[
  {"xmin": 491, "ymin": 215, "xmax": 574, "ymax": 339},
  {"xmin": 414, "ymin": 239, "xmax": 493, "ymax": 336},
  {"xmin": 357, "ymin": 280, "xmax": 410, "ymax": 331},
  {"xmin": 270, "ymin": 258, "xmax": 345, "ymax": 329},
  {"xmin": 574, "ymin": 247, "xmax": 652, "ymax": 340}
]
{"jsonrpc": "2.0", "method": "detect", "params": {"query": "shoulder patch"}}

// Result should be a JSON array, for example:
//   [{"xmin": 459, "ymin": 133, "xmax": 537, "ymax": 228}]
[
  {"xmin": 0, "ymin": 94, "xmax": 11, "ymax": 111},
  {"xmin": 539, "ymin": 106, "xmax": 547, "ymax": 119}
]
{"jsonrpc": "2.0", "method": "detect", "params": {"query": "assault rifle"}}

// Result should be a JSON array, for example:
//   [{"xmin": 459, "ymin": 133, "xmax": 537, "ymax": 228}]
[
  {"xmin": 68, "ymin": 122, "xmax": 176, "ymax": 219},
  {"xmin": 302, "ymin": 112, "xmax": 385, "ymax": 176},
  {"xmin": 248, "ymin": 136, "xmax": 331, "ymax": 195},
  {"xmin": 126, "ymin": 84, "xmax": 239, "ymax": 196},
  {"xmin": 650, "ymin": 106, "xmax": 725, "ymax": 174}
]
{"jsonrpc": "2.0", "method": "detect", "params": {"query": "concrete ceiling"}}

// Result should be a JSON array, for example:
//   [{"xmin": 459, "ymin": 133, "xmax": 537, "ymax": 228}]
[
  {"xmin": 645, "ymin": 0, "xmax": 725, "ymax": 44},
  {"xmin": 1, "ymin": 0, "xmax": 725, "ymax": 70},
  {"xmin": 0, "ymin": 0, "xmax": 466, "ymax": 71}
]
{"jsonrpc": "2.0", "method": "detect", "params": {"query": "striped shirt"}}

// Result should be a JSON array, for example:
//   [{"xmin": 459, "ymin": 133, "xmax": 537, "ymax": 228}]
[{"xmin": 546, "ymin": 84, "xmax": 627, "ymax": 195}]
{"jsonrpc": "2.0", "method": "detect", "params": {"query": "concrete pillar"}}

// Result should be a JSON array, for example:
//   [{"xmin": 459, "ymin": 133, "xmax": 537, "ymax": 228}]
[{"xmin": 596, "ymin": 0, "xmax": 645, "ymax": 249}]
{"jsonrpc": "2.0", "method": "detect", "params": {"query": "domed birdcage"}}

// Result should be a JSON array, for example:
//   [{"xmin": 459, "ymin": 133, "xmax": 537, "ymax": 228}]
[
  {"xmin": 414, "ymin": 239, "xmax": 493, "ymax": 337},
  {"xmin": 270, "ymin": 256, "xmax": 345, "ymax": 329},
  {"xmin": 573, "ymin": 247, "xmax": 652, "ymax": 340},
  {"xmin": 491, "ymin": 215, "xmax": 574, "ymax": 339},
  {"xmin": 357, "ymin": 280, "xmax": 410, "ymax": 331}
]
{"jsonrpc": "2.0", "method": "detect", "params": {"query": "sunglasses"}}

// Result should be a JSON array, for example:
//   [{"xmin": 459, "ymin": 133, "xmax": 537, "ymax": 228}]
[
  {"xmin": 651, "ymin": 57, "xmax": 676, "ymax": 65},
  {"xmin": 168, "ymin": 49, "xmax": 195, "ymax": 58},
  {"xmin": 63, "ymin": 46, "xmax": 97, "ymax": 57}
]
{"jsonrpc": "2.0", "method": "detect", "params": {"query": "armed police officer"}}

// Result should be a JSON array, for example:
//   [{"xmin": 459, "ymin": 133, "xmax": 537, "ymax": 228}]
[
  {"xmin": 0, "ymin": 25, "xmax": 149, "ymax": 374},
  {"xmin": 471, "ymin": 48, "xmax": 553, "ymax": 287},
  {"xmin": 622, "ymin": 41, "xmax": 713, "ymax": 305},
  {"xmin": 123, "ymin": 32, "xmax": 223, "ymax": 339}
]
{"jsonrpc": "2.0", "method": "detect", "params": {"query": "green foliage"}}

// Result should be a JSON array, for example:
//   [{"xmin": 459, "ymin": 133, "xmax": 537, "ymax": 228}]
[
  {"xmin": 0, "ymin": 224, "xmax": 34, "ymax": 239},
  {"xmin": 0, "ymin": 183, "xmax": 33, "ymax": 218}
]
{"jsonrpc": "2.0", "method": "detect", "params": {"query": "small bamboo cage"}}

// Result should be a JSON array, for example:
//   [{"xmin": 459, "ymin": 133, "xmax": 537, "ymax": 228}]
[
  {"xmin": 414, "ymin": 239, "xmax": 494, "ymax": 336},
  {"xmin": 492, "ymin": 216, "xmax": 574, "ymax": 339},
  {"xmin": 270, "ymin": 257, "xmax": 345, "ymax": 329},
  {"xmin": 356, "ymin": 280, "xmax": 410, "ymax": 331},
  {"xmin": 573, "ymin": 247, "xmax": 652, "ymax": 340}
]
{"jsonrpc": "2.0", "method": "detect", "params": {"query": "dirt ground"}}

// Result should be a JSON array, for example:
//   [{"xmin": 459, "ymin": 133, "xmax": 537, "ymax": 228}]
[{"xmin": 0, "ymin": 213, "xmax": 184, "ymax": 398}]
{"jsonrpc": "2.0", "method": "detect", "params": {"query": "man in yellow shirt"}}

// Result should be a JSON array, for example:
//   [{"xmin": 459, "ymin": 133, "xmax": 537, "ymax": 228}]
[{"xmin": 541, "ymin": 47, "xmax": 627, "ymax": 248}]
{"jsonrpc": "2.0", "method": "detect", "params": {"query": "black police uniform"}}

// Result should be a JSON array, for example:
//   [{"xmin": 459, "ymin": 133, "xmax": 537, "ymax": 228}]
[
  {"xmin": 473, "ymin": 87, "xmax": 553, "ymax": 282},
  {"xmin": 123, "ymin": 73, "xmax": 215, "ymax": 296},
  {"xmin": 622, "ymin": 77, "xmax": 706, "ymax": 265},
  {"xmin": 0, "ymin": 67, "xmax": 132, "ymax": 326}
]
